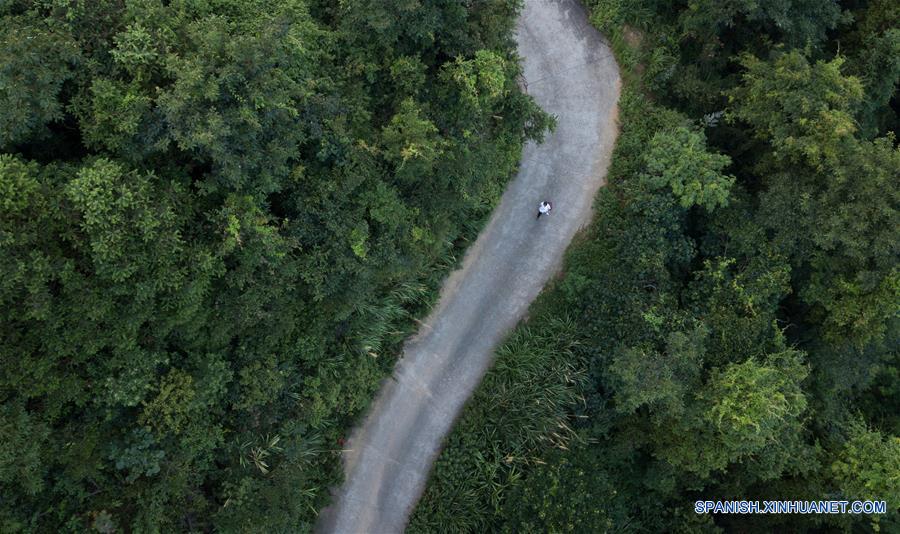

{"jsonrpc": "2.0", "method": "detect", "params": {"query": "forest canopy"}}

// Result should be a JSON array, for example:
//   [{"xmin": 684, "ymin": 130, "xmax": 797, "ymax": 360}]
[
  {"xmin": 0, "ymin": 0, "xmax": 549, "ymax": 531},
  {"xmin": 2, "ymin": 0, "xmax": 898, "ymax": 532}
]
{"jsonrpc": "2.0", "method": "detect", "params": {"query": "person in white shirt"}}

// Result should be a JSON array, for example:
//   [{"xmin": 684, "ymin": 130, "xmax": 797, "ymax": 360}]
[{"xmin": 537, "ymin": 201, "xmax": 552, "ymax": 219}]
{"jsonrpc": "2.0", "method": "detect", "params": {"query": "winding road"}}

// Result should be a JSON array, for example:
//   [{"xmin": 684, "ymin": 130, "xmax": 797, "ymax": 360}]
[{"xmin": 316, "ymin": 1, "xmax": 620, "ymax": 532}]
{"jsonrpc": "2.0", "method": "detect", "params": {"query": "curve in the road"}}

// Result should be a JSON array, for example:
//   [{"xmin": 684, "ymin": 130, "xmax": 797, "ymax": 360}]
[{"xmin": 317, "ymin": 1, "xmax": 620, "ymax": 532}]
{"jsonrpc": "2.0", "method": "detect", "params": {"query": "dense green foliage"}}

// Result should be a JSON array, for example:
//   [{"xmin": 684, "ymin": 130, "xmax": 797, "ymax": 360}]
[
  {"xmin": 411, "ymin": 0, "xmax": 899, "ymax": 532},
  {"xmin": 0, "ymin": 1, "xmax": 550, "ymax": 531}
]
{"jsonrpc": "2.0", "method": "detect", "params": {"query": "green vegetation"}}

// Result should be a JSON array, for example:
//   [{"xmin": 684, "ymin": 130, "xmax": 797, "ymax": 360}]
[
  {"xmin": 411, "ymin": 0, "xmax": 899, "ymax": 532},
  {"xmin": 3, "ymin": 0, "xmax": 897, "ymax": 531},
  {"xmin": 0, "ymin": 1, "xmax": 550, "ymax": 531}
]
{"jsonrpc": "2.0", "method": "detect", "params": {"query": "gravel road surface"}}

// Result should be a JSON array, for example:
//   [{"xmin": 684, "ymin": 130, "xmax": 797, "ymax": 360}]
[{"xmin": 317, "ymin": 1, "xmax": 620, "ymax": 531}]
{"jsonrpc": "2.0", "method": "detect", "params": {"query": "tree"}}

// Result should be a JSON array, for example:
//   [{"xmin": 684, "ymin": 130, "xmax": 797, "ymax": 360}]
[
  {"xmin": 0, "ymin": 17, "xmax": 80, "ymax": 148},
  {"xmin": 731, "ymin": 51, "xmax": 863, "ymax": 169},
  {"xmin": 608, "ymin": 325, "xmax": 706, "ymax": 416},
  {"xmin": 152, "ymin": 3, "xmax": 326, "ymax": 194},
  {"xmin": 438, "ymin": 50, "xmax": 509, "ymax": 132},
  {"xmin": 678, "ymin": 0, "xmax": 842, "ymax": 49},
  {"xmin": 732, "ymin": 51, "xmax": 900, "ymax": 349},
  {"xmin": 841, "ymin": 0, "xmax": 900, "ymax": 138},
  {"xmin": 381, "ymin": 98, "xmax": 444, "ymax": 185},
  {"xmin": 659, "ymin": 349, "xmax": 810, "ymax": 480},
  {"xmin": 0, "ymin": 404, "xmax": 49, "ymax": 495},
  {"xmin": 640, "ymin": 126, "xmax": 735, "ymax": 211},
  {"xmin": 832, "ymin": 423, "xmax": 900, "ymax": 528},
  {"xmin": 686, "ymin": 255, "xmax": 791, "ymax": 365}
]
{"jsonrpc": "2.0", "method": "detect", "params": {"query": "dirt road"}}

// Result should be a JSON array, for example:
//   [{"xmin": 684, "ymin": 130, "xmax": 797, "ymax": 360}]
[{"xmin": 317, "ymin": 1, "xmax": 620, "ymax": 531}]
